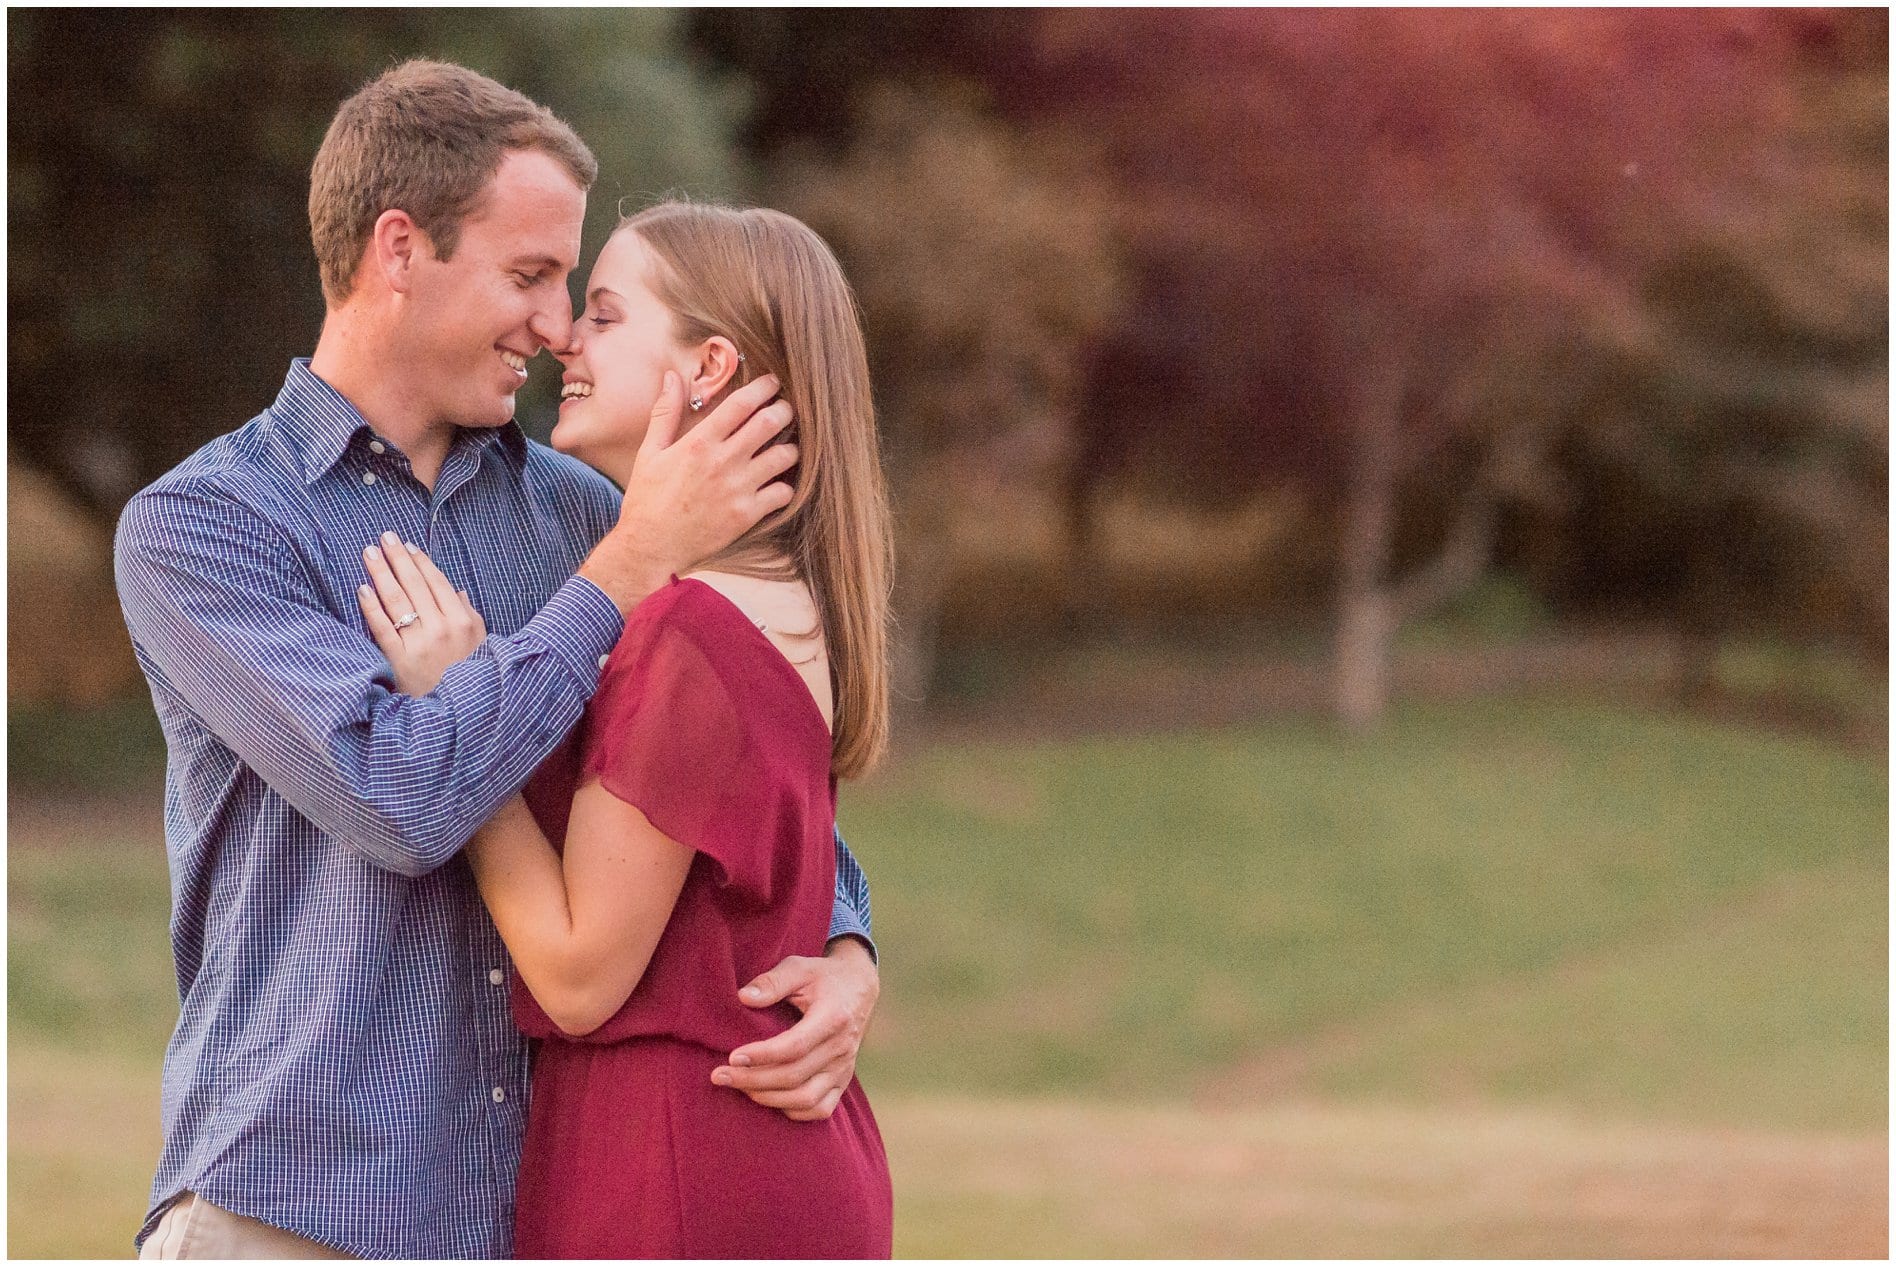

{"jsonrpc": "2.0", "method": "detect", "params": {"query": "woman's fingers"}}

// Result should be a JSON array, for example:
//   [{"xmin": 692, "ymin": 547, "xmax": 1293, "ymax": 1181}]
[
  {"xmin": 713, "ymin": 1034, "xmax": 846, "ymax": 1095},
  {"xmin": 458, "ymin": 590, "xmax": 488, "ymax": 638},
  {"xmin": 405, "ymin": 542, "xmax": 464, "ymax": 618},
  {"xmin": 356, "ymin": 534, "xmax": 485, "ymax": 696},
  {"xmin": 362, "ymin": 541, "xmax": 421, "ymax": 627},
  {"xmin": 357, "ymin": 584, "xmax": 402, "ymax": 659},
  {"xmin": 728, "ymin": 397, "xmax": 796, "ymax": 461},
  {"xmin": 697, "ymin": 373, "xmax": 783, "ymax": 449},
  {"xmin": 377, "ymin": 533, "xmax": 443, "ymax": 620},
  {"xmin": 784, "ymin": 1085, "xmax": 847, "ymax": 1123}
]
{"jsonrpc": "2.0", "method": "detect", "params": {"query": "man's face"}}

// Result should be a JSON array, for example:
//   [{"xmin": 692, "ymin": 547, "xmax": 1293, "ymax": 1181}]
[{"xmin": 398, "ymin": 148, "xmax": 586, "ymax": 431}]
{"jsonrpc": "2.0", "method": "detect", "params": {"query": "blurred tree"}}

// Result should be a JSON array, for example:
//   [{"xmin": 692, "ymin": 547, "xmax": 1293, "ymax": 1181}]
[
  {"xmin": 1024, "ymin": 8, "xmax": 1886, "ymax": 732},
  {"xmin": 770, "ymin": 82, "xmax": 1124, "ymax": 715},
  {"xmin": 1545, "ymin": 9, "xmax": 1888, "ymax": 689},
  {"xmin": 685, "ymin": 10, "xmax": 1038, "ymax": 159},
  {"xmin": 9, "ymin": 9, "xmax": 744, "ymax": 521},
  {"xmin": 8, "ymin": 456, "xmax": 139, "ymax": 706}
]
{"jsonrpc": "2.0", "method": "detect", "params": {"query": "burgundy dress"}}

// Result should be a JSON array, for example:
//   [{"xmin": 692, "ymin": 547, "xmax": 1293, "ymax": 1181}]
[{"xmin": 510, "ymin": 578, "xmax": 892, "ymax": 1259}]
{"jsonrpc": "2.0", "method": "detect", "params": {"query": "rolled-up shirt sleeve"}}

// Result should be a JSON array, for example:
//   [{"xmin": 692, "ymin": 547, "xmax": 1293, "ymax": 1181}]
[
  {"xmin": 115, "ymin": 478, "xmax": 622, "ymax": 877},
  {"xmin": 829, "ymin": 827, "xmax": 876, "ymax": 961}
]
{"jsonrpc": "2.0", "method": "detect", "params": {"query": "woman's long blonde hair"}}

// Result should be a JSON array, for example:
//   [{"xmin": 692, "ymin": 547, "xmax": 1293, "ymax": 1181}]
[{"xmin": 622, "ymin": 200, "xmax": 893, "ymax": 778}]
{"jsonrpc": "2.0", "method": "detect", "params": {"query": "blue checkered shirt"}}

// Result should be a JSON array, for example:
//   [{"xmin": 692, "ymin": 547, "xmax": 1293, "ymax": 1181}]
[{"xmin": 114, "ymin": 360, "xmax": 874, "ymax": 1259}]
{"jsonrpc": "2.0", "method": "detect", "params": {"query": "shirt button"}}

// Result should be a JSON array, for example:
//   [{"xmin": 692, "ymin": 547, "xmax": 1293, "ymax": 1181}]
[
  {"xmin": 488, "ymin": 968, "xmax": 505, "ymax": 986},
  {"xmin": 491, "ymin": 1087, "xmax": 506, "ymax": 1104},
  {"xmin": 361, "ymin": 471, "xmax": 376, "ymax": 486},
  {"xmin": 369, "ymin": 440, "xmax": 386, "ymax": 454},
  {"xmin": 598, "ymin": 654, "xmax": 610, "ymax": 669}
]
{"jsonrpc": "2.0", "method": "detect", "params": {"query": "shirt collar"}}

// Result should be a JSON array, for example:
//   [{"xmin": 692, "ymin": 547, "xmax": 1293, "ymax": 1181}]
[{"xmin": 270, "ymin": 358, "xmax": 530, "ymax": 485}]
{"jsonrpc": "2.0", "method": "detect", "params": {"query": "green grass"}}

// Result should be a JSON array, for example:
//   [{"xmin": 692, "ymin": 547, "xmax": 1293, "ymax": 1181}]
[
  {"xmin": 1299, "ymin": 859, "xmax": 1887, "ymax": 1129},
  {"xmin": 840, "ymin": 695, "xmax": 1886, "ymax": 1125},
  {"xmin": 10, "ymin": 829, "xmax": 177, "ymax": 1062},
  {"xmin": 1394, "ymin": 572, "xmax": 1555, "ymax": 648},
  {"xmin": 1710, "ymin": 635, "xmax": 1891, "ymax": 725},
  {"xmin": 9, "ymin": 809, "xmax": 176, "ymax": 1259},
  {"xmin": 10, "ymin": 695, "xmax": 1887, "ymax": 1256}
]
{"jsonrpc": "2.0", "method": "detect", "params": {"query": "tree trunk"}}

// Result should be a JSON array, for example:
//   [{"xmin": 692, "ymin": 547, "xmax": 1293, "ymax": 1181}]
[
  {"xmin": 1335, "ymin": 584, "xmax": 1397, "ymax": 735},
  {"xmin": 1058, "ymin": 465, "xmax": 1107, "ymax": 629},
  {"xmin": 1333, "ymin": 364, "xmax": 1404, "ymax": 735},
  {"xmin": 1673, "ymin": 622, "xmax": 1720, "ymax": 704},
  {"xmin": 888, "ymin": 478, "xmax": 955, "ymax": 741},
  {"xmin": 891, "ymin": 562, "xmax": 948, "ymax": 727}
]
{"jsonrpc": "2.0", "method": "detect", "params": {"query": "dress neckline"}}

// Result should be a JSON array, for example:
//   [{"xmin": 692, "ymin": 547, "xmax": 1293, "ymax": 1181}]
[{"xmin": 672, "ymin": 577, "xmax": 835, "ymax": 741}]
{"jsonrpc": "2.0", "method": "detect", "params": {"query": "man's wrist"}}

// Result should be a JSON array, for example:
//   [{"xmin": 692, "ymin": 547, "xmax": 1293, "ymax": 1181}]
[
  {"xmin": 576, "ymin": 529, "xmax": 675, "ymax": 617},
  {"xmin": 824, "ymin": 933, "xmax": 878, "ymax": 968},
  {"xmin": 509, "ymin": 576, "xmax": 623, "ymax": 688}
]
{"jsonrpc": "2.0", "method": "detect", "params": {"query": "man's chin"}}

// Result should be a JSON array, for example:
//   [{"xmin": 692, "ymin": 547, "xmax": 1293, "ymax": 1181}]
[{"xmin": 460, "ymin": 394, "xmax": 517, "ymax": 430}]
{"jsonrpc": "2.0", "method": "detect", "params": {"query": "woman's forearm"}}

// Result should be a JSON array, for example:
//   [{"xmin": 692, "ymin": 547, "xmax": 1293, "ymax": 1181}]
[
  {"xmin": 465, "ymin": 797, "xmax": 594, "ymax": 1022},
  {"xmin": 466, "ymin": 789, "xmax": 692, "ymax": 1035}
]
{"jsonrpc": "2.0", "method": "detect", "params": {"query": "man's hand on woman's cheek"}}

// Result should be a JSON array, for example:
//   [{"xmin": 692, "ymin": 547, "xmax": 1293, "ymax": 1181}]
[{"xmin": 710, "ymin": 939, "xmax": 879, "ymax": 1122}]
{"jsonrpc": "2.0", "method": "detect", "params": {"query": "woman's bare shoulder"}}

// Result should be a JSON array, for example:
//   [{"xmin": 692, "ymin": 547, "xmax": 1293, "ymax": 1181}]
[{"xmin": 681, "ymin": 570, "xmax": 818, "ymax": 624}]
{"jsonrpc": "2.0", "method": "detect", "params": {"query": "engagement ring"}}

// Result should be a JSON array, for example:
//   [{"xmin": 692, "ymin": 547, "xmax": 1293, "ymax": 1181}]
[{"xmin": 394, "ymin": 612, "xmax": 420, "ymax": 630}]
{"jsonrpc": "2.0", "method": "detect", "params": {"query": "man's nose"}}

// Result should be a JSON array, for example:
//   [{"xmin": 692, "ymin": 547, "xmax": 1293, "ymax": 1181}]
[{"xmin": 528, "ymin": 304, "xmax": 575, "ymax": 359}]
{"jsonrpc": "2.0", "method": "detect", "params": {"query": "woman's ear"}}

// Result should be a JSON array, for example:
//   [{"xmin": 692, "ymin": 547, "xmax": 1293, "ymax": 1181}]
[{"xmin": 687, "ymin": 338, "xmax": 743, "ymax": 408}]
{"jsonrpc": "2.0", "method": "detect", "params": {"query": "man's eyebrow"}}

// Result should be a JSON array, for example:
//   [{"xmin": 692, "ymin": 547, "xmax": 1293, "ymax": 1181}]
[
  {"xmin": 509, "ymin": 255, "xmax": 565, "ymax": 273},
  {"xmin": 586, "ymin": 286, "xmax": 624, "ymax": 304}
]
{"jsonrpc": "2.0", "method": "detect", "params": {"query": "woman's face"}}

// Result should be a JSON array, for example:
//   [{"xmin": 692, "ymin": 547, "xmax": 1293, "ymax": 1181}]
[{"xmin": 550, "ymin": 230, "xmax": 695, "ymax": 484}]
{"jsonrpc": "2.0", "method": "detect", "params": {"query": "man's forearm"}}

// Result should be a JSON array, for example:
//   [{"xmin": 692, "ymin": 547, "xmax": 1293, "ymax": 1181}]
[
  {"xmin": 300, "ymin": 577, "xmax": 625, "ymax": 871},
  {"xmin": 576, "ymin": 531, "xmax": 675, "ymax": 618},
  {"xmin": 828, "ymin": 828, "xmax": 875, "ymax": 961},
  {"xmin": 825, "ymin": 932, "xmax": 877, "ymax": 965},
  {"xmin": 117, "ymin": 486, "xmax": 623, "ymax": 875}
]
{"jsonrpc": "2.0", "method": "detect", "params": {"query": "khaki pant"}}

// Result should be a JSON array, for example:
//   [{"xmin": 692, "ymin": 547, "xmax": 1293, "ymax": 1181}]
[{"xmin": 138, "ymin": 1194, "xmax": 352, "ymax": 1260}]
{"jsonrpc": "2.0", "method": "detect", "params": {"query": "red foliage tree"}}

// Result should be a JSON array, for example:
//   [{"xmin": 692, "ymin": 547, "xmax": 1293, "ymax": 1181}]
[{"xmin": 1030, "ymin": 9, "xmax": 1883, "ymax": 729}]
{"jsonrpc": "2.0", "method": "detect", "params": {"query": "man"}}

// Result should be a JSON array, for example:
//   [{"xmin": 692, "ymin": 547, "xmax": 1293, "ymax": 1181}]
[{"xmin": 116, "ymin": 60, "xmax": 881, "ymax": 1259}]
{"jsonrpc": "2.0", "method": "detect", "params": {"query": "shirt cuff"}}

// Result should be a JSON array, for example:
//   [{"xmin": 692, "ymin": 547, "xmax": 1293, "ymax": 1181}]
[
  {"xmin": 826, "ymin": 916, "xmax": 878, "ymax": 965},
  {"xmin": 520, "ymin": 575, "xmax": 625, "ymax": 688}
]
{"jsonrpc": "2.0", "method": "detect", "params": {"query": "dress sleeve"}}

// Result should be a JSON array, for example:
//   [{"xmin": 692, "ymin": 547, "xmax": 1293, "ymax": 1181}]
[{"xmin": 581, "ymin": 592, "xmax": 773, "ymax": 897}]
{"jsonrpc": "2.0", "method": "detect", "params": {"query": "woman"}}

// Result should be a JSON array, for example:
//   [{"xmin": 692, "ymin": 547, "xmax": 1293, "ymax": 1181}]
[{"xmin": 358, "ymin": 201, "xmax": 894, "ymax": 1257}]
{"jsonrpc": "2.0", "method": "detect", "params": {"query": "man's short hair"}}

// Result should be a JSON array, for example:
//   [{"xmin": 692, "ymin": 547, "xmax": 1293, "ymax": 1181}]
[{"xmin": 309, "ymin": 59, "xmax": 598, "ymax": 306}]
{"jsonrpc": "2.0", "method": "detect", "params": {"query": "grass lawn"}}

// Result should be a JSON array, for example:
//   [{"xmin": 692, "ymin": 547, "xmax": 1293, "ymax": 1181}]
[
  {"xmin": 9, "ymin": 695, "xmax": 1887, "ymax": 1257},
  {"xmin": 844, "ymin": 695, "xmax": 1886, "ymax": 1129}
]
